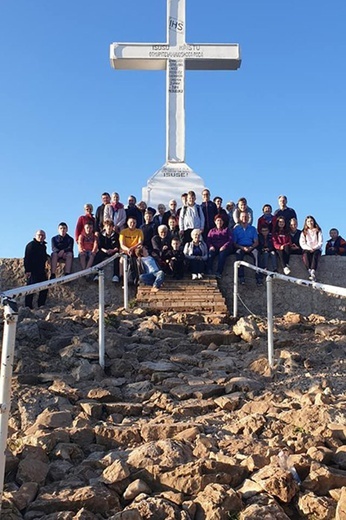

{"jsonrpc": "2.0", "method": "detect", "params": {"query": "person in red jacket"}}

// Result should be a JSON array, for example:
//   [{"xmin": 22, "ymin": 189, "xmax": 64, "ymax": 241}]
[
  {"xmin": 325, "ymin": 228, "xmax": 346, "ymax": 256},
  {"xmin": 75, "ymin": 203, "xmax": 96, "ymax": 242},
  {"xmin": 257, "ymin": 204, "xmax": 277, "ymax": 233},
  {"xmin": 272, "ymin": 216, "xmax": 292, "ymax": 275}
]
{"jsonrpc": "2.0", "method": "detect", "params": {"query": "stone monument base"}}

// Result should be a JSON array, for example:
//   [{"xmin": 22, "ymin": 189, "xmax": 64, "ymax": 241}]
[{"xmin": 141, "ymin": 162, "xmax": 205, "ymax": 208}]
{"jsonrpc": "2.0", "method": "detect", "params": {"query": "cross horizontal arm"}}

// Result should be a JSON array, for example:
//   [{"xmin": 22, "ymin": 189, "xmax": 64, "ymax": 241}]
[{"xmin": 110, "ymin": 43, "xmax": 241, "ymax": 71}]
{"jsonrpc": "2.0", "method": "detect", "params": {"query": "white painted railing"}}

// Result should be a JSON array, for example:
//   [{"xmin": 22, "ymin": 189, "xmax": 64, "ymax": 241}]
[
  {"xmin": 0, "ymin": 253, "xmax": 129, "ymax": 509},
  {"xmin": 233, "ymin": 261, "xmax": 346, "ymax": 369}
]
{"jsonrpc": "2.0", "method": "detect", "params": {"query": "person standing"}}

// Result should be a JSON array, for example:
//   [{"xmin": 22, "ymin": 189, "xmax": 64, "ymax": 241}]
[
  {"xmin": 233, "ymin": 197, "xmax": 254, "ymax": 227},
  {"xmin": 274, "ymin": 195, "xmax": 297, "ymax": 223},
  {"xmin": 75, "ymin": 203, "xmax": 95, "ymax": 242},
  {"xmin": 125, "ymin": 195, "xmax": 143, "ymax": 227},
  {"xmin": 179, "ymin": 190, "xmax": 205, "ymax": 246},
  {"xmin": 103, "ymin": 192, "xmax": 126, "ymax": 234},
  {"xmin": 95, "ymin": 192, "xmax": 111, "ymax": 234},
  {"xmin": 162, "ymin": 199, "xmax": 178, "ymax": 225},
  {"xmin": 24, "ymin": 230, "xmax": 49, "ymax": 309},
  {"xmin": 201, "ymin": 189, "xmax": 218, "ymax": 239}
]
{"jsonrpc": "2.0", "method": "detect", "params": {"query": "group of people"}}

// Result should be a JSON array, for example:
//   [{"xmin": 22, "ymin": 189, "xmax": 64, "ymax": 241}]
[{"xmin": 23, "ymin": 190, "xmax": 346, "ymax": 307}]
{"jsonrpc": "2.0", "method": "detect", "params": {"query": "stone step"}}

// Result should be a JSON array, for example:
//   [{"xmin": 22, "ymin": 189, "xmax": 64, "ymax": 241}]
[
  {"xmin": 139, "ymin": 301, "xmax": 228, "ymax": 312},
  {"xmin": 136, "ymin": 277, "xmax": 229, "ymax": 313},
  {"xmin": 137, "ymin": 292, "xmax": 225, "ymax": 303}
]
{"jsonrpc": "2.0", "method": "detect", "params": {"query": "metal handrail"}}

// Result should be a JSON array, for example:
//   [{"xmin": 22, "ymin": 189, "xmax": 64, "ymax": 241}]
[
  {"xmin": 233, "ymin": 261, "xmax": 346, "ymax": 368},
  {"xmin": 0, "ymin": 252, "xmax": 129, "ymax": 508}
]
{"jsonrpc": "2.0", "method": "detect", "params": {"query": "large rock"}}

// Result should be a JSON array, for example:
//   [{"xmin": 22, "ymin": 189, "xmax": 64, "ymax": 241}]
[
  {"xmin": 336, "ymin": 487, "xmax": 346, "ymax": 520},
  {"xmin": 194, "ymin": 483, "xmax": 242, "ymax": 519},
  {"xmin": 26, "ymin": 484, "xmax": 121, "ymax": 514},
  {"xmin": 251, "ymin": 465, "xmax": 299, "ymax": 503},
  {"xmin": 297, "ymin": 491, "xmax": 336, "ymax": 519},
  {"xmin": 303, "ymin": 462, "xmax": 346, "ymax": 494}
]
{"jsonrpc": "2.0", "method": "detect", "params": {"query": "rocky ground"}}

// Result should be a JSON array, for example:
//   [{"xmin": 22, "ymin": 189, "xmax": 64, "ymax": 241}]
[{"xmin": 1, "ymin": 277, "xmax": 346, "ymax": 519}]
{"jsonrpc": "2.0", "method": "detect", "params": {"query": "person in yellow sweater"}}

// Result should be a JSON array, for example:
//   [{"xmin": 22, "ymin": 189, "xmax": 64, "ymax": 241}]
[{"xmin": 119, "ymin": 217, "xmax": 144, "ymax": 281}]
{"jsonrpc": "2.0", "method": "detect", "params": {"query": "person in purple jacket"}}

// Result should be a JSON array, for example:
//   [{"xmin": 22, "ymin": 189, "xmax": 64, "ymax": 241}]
[{"xmin": 206, "ymin": 215, "xmax": 234, "ymax": 278}]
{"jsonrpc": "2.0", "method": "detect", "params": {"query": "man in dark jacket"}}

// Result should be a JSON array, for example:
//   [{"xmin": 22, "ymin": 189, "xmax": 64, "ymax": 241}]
[
  {"xmin": 50, "ymin": 222, "xmax": 74, "ymax": 278},
  {"xmin": 95, "ymin": 192, "xmax": 111, "ymax": 234},
  {"xmin": 24, "ymin": 230, "xmax": 49, "ymax": 308}
]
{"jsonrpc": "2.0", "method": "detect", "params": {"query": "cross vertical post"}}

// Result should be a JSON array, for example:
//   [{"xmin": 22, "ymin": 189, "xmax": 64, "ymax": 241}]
[
  {"xmin": 167, "ymin": 0, "xmax": 186, "ymax": 163},
  {"xmin": 110, "ymin": 0, "xmax": 241, "ymax": 207}
]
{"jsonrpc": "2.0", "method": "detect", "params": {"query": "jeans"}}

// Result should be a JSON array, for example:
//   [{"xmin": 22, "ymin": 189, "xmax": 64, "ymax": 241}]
[
  {"xmin": 207, "ymin": 248, "xmax": 231, "ymax": 275},
  {"xmin": 258, "ymin": 251, "xmax": 277, "ymax": 281},
  {"xmin": 235, "ymin": 249, "xmax": 258, "ymax": 280},
  {"xmin": 139, "ymin": 270, "xmax": 165, "ymax": 288}
]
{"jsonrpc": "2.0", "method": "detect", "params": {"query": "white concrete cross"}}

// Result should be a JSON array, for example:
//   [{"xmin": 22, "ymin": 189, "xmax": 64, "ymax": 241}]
[{"xmin": 110, "ymin": 0, "xmax": 241, "ymax": 206}]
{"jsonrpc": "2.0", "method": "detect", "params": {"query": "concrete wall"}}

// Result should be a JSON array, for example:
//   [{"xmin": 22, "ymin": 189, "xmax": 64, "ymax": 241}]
[
  {"xmin": 221, "ymin": 254, "xmax": 346, "ymax": 319},
  {"xmin": 1, "ymin": 256, "xmax": 346, "ymax": 318}
]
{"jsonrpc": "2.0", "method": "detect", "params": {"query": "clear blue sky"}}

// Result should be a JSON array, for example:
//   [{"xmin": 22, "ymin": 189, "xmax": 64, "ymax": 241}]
[{"xmin": 1, "ymin": 0, "xmax": 345, "ymax": 258}]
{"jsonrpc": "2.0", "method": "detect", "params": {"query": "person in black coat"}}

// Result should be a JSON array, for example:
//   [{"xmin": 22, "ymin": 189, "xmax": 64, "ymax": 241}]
[
  {"xmin": 151, "ymin": 225, "xmax": 171, "ymax": 272},
  {"xmin": 24, "ymin": 230, "xmax": 49, "ymax": 308}
]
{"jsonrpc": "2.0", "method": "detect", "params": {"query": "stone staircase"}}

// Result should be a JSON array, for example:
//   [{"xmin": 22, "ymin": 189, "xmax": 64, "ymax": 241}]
[{"xmin": 136, "ymin": 276, "xmax": 229, "ymax": 313}]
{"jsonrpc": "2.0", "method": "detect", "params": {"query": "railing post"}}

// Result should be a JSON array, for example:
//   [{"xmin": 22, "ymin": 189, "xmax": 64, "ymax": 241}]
[
  {"xmin": 266, "ymin": 274, "xmax": 274, "ymax": 368},
  {"xmin": 233, "ymin": 261, "xmax": 239, "ymax": 317},
  {"xmin": 123, "ymin": 255, "xmax": 129, "ymax": 310},
  {"xmin": 98, "ymin": 269, "xmax": 105, "ymax": 370},
  {"xmin": 0, "ymin": 297, "xmax": 18, "ymax": 510}
]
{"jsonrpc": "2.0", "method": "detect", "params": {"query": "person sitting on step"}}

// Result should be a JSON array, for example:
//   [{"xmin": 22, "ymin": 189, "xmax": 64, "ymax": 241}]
[
  {"xmin": 94, "ymin": 219, "xmax": 120, "ymax": 282},
  {"xmin": 50, "ymin": 222, "xmax": 74, "ymax": 278},
  {"xmin": 257, "ymin": 203, "xmax": 276, "ymax": 233},
  {"xmin": 167, "ymin": 216, "xmax": 180, "ymax": 242},
  {"xmin": 272, "ymin": 216, "xmax": 292, "ymax": 276},
  {"xmin": 165, "ymin": 237, "xmax": 185, "ymax": 279},
  {"xmin": 119, "ymin": 216, "xmax": 144, "ymax": 283},
  {"xmin": 140, "ymin": 209, "xmax": 156, "ymax": 254},
  {"xmin": 256, "ymin": 225, "xmax": 277, "ymax": 285},
  {"xmin": 206, "ymin": 215, "xmax": 233, "ymax": 279},
  {"xmin": 135, "ymin": 245, "xmax": 165, "ymax": 293},
  {"xmin": 289, "ymin": 218, "xmax": 303, "ymax": 255},
  {"xmin": 232, "ymin": 211, "xmax": 258, "ymax": 285},
  {"xmin": 183, "ymin": 228, "xmax": 208, "ymax": 280},
  {"xmin": 151, "ymin": 224, "xmax": 171, "ymax": 272},
  {"xmin": 325, "ymin": 228, "xmax": 346, "ymax": 256},
  {"xmin": 299, "ymin": 215, "xmax": 323, "ymax": 281},
  {"xmin": 78, "ymin": 221, "xmax": 98, "ymax": 271}
]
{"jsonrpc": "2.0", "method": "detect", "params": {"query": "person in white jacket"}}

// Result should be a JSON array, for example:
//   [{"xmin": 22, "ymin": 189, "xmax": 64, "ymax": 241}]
[
  {"xmin": 183, "ymin": 228, "xmax": 208, "ymax": 280},
  {"xmin": 299, "ymin": 215, "xmax": 323, "ymax": 282}
]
